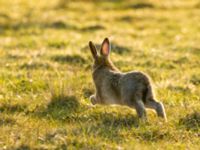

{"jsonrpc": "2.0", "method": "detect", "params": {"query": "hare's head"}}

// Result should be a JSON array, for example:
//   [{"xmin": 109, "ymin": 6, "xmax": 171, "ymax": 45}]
[{"xmin": 89, "ymin": 38, "xmax": 117, "ymax": 71}]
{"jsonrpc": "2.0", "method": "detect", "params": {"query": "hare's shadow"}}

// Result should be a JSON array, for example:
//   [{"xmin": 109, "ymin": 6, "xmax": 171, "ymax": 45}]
[{"xmin": 35, "ymin": 95, "xmax": 80, "ymax": 121}]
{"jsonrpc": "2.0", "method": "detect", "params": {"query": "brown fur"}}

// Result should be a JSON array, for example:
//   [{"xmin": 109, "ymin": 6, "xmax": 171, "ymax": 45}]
[{"xmin": 89, "ymin": 38, "xmax": 167, "ymax": 122}]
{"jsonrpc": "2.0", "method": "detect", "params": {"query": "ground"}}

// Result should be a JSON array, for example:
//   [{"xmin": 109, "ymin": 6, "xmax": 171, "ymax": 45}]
[{"xmin": 0, "ymin": 0, "xmax": 200, "ymax": 149}]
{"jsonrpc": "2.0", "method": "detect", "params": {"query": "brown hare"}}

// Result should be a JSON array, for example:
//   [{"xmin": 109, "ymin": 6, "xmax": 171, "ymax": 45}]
[{"xmin": 89, "ymin": 38, "xmax": 167, "ymax": 121}]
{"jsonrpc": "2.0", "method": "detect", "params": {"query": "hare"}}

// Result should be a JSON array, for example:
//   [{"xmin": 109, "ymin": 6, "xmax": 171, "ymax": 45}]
[{"xmin": 88, "ymin": 38, "xmax": 167, "ymax": 121}]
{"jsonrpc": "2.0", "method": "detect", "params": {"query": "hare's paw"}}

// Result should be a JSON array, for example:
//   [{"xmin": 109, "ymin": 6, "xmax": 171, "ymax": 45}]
[
  {"xmin": 89, "ymin": 95, "xmax": 97, "ymax": 105},
  {"xmin": 156, "ymin": 102, "xmax": 167, "ymax": 122}
]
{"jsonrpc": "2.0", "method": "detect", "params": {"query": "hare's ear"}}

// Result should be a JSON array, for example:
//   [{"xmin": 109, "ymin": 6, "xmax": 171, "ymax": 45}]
[
  {"xmin": 100, "ymin": 38, "xmax": 110, "ymax": 56},
  {"xmin": 89, "ymin": 41, "xmax": 98, "ymax": 59}
]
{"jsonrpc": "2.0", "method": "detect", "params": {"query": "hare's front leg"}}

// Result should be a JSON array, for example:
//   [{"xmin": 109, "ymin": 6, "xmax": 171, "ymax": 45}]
[{"xmin": 89, "ymin": 94, "xmax": 97, "ymax": 105}]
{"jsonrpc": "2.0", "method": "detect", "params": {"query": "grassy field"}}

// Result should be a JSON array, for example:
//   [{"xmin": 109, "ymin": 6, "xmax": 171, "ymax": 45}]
[{"xmin": 0, "ymin": 0, "xmax": 200, "ymax": 149}]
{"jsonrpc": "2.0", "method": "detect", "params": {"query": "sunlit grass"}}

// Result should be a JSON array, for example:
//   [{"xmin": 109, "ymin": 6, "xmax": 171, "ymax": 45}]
[{"xmin": 0, "ymin": 0, "xmax": 199, "ymax": 149}]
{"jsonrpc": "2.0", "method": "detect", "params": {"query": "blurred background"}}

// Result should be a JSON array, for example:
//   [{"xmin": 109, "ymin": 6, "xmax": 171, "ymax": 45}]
[{"xmin": 1, "ymin": 0, "xmax": 200, "ymax": 51}]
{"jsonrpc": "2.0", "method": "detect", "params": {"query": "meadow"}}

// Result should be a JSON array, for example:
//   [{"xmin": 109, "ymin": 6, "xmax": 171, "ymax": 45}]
[{"xmin": 0, "ymin": 0, "xmax": 200, "ymax": 149}]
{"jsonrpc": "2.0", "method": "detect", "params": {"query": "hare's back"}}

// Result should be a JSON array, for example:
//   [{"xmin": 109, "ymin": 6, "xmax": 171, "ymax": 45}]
[{"xmin": 121, "ymin": 71, "xmax": 150, "ymax": 89}]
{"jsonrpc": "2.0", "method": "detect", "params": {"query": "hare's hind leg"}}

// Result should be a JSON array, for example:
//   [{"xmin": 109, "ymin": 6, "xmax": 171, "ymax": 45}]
[
  {"xmin": 145, "ymin": 99, "xmax": 167, "ymax": 121},
  {"xmin": 122, "ymin": 92, "xmax": 147, "ymax": 121}
]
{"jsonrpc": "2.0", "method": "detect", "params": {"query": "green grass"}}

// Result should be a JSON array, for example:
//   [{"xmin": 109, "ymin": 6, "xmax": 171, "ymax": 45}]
[{"xmin": 0, "ymin": 0, "xmax": 200, "ymax": 149}]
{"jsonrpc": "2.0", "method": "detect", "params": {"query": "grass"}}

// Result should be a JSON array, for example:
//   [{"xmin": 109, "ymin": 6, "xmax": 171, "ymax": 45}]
[{"xmin": 0, "ymin": 0, "xmax": 200, "ymax": 149}]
